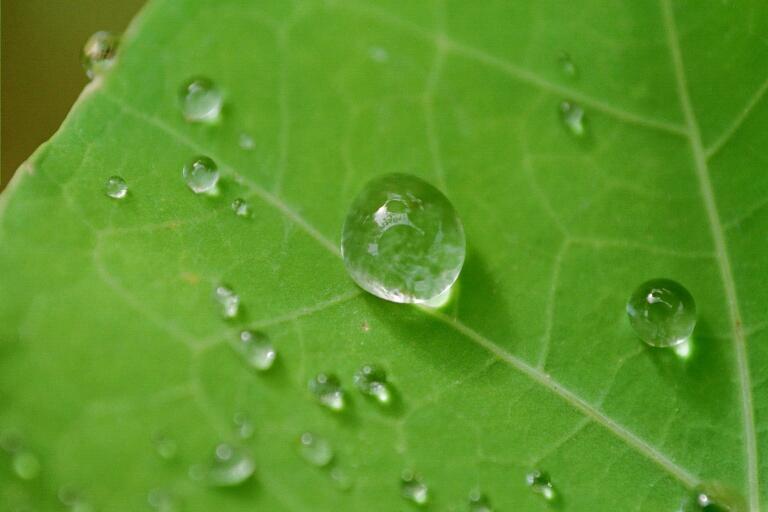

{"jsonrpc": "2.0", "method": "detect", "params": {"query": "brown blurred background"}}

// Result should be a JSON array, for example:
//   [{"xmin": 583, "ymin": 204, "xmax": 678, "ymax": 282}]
[{"xmin": 2, "ymin": 0, "xmax": 146, "ymax": 190}]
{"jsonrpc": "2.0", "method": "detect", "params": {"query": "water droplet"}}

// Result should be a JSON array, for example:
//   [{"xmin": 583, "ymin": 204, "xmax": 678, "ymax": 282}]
[
  {"xmin": 680, "ymin": 485, "xmax": 741, "ymax": 511},
  {"xmin": 82, "ymin": 31, "xmax": 118, "ymax": 79},
  {"xmin": 298, "ymin": 432, "xmax": 334, "ymax": 467},
  {"xmin": 353, "ymin": 364, "xmax": 391, "ymax": 404},
  {"xmin": 103, "ymin": 176, "xmax": 128, "ymax": 199},
  {"xmin": 400, "ymin": 470, "xmax": 429, "ymax": 505},
  {"xmin": 233, "ymin": 412, "xmax": 255, "ymax": 439},
  {"xmin": 239, "ymin": 133, "xmax": 255, "ymax": 150},
  {"xmin": 179, "ymin": 77, "xmax": 222, "ymax": 123},
  {"xmin": 369, "ymin": 46, "xmax": 389, "ymax": 62},
  {"xmin": 627, "ymin": 278, "xmax": 696, "ymax": 348},
  {"xmin": 559, "ymin": 100, "xmax": 586, "ymax": 137},
  {"xmin": 557, "ymin": 52, "xmax": 578, "ymax": 78},
  {"xmin": 197, "ymin": 443, "xmax": 255, "ymax": 487},
  {"xmin": 12, "ymin": 450, "xmax": 40, "ymax": 480},
  {"xmin": 235, "ymin": 330, "xmax": 276, "ymax": 370},
  {"xmin": 526, "ymin": 470, "xmax": 556, "ymax": 501},
  {"xmin": 148, "ymin": 489, "xmax": 181, "ymax": 512},
  {"xmin": 58, "ymin": 486, "xmax": 95, "ymax": 512},
  {"xmin": 308, "ymin": 373, "xmax": 345, "ymax": 411},
  {"xmin": 152, "ymin": 431, "xmax": 178, "ymax": 460},
  {"xmin": 468, "ymin": 490, "xmax": 493, "ymax": 512},
  {"xmin": 213, "ymin": 284, "xmax": 239, "ymax": 319},
  {"xmin": 183, "ymin": 156, "xmax": 219, "ymax": 194},
  {"xmin": 341, "ymin": 173, "xmax": 466, "ymax": 304},
  {"xmin": 330, "ymin": 467, "xmax": 353, "ymax": 491},
  {"xmin": 231, "ymin": 198, "xmax": 250, "ymax": 217}
]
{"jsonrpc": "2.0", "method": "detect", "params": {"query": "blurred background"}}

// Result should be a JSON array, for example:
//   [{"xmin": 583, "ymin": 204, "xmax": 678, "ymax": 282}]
[{"xmin": 2, "ymin": 0, "xmax": 146, "ymax": 190}]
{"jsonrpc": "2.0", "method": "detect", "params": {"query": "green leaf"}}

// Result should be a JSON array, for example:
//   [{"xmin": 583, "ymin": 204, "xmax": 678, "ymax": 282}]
[{"xmin": 1, "ymin": 0, "xmax": 767, "ymax": 510}]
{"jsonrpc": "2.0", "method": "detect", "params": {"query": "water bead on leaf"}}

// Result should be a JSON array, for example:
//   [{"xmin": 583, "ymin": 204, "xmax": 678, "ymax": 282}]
[
  {"xmin": 179, "ymin": 77, "xmax": 223, "ymax": 123},
  {"xmin": 559, "ymin": 100, "xmax": 587, "ymax": 137},
  {"xmin": 341, "ymin": 173, "xmax": 465, "ymax": 304},
  {"xmin": 526, "ymin": 469, "xmax": 556, "ymax": 501},
  {"xmin": 626, "ymin": 278, "xmax": 696, "ymax": 347},
  {"xmin": 236, "ymin": 330, "xmax": 276, "ymax": 371},
  {"xmin": 231, "ymin": 198, "xmax": 250, "ymax": 217},
  {"xmin": 400, "ymin": 470, "xmax": 429, "ymax": 505},
  {"xmin": 183, "ymin": 156, "xmax": 219, "ymax": 194},
  {"xmin": 298, "ymin": 432, "xmax": 334, "ymax": 467},
  {"xmin": 199, "ymin": 443, "xmax": 255, "ymax": 487},
  {"xmin": 104, "ymin": 176, "xmax": 128, "ymax": 199},
  {"xmin": 353, "ymin": 364, "xmax": 391, "ymax": 404},
  {"xmin": 82, "ymin": 31, "xmax": 119, "ymax": 79},
  {"xmin": 468, "ymin": 490, "xmax": 493, "ymax": 512},
  {"xmin": 308, "ymin": 373, "xmax": 345, "ymax": 411},
  {"xmin": 213, "ymin": 284, "xmax": 239, "ymax": 319}
]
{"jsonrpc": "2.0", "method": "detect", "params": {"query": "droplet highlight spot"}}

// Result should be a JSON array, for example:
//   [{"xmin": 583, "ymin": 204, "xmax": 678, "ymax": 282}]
[{"xmin": 627, "ymin": 278, "xmax": 696, "ymax": 347}]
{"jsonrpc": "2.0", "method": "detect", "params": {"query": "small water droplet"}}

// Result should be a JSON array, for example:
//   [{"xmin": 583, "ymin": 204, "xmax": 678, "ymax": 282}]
[
  {"xmin": 559, "ymin": 100, "xmax": 587, "ymax": 137},
  {"xmin": 298, "ymin": 432, "xmax": 334, "ymax": 467},
  {"xmin": 12, "ymin": 450, "xmax": 40, "ymax": 480},
  {"xmin": 400, "ymin": 470, "xmax": 429, "ymax": 505},
  {"xmin": 183, "ymin": 156, "xmax": 219, "ymax": 194},
  {"xmin": 680, "ymin": 485, "xmax": 741, "ymax": 511},
  {"xmin": 627, "ymin": 278, "xmax": 696, "ymax": 348},
  {"xmin": 213, "ymin": 284, "xmax": 239, "ymax": 319},
  {"xmin": 233, "ymin": 412, "xmax": 255, "ymax": 439},
  {"xmin": 82, "ymin": 31, "xmax": 118, "ymax": 79},
  {"xmin": 238, "ymin": 133, "xmax": 255, "ymax": 150},
  {"xmin": 330, "ymin": 467, "xmax": 353, "ymax": 491},
  {"xmin": 341, "ymin": 173, "xmax": 466, "ymax": 304},
  {"xmin": 235, "ymin": 330, "xmax": 276, "ymax": 371},
  {"xmin": 526, "ymin": 470, "xmax": 556, "ymax": 501},
  {"xmin": 148, "ymin": 489, "xmax": 181, "ymax": 512},
  {"xmin": 196, "ymin": 443, "xmax": 255, "ymax": 487},
  {"xmin": 179, "ymin": 77, "xmax": 222, "ymax": 123},
  {"xmin": 231, "ymin": 198, "xmax": 250, "ymax": 217},
  {"xmin": 353, "ymin": 364, "xmax": 391, "ymax": 404},
  {"xmin": 104, "ymin": 176, "xmax": 128, "ymax": 199},
  {"xmin": 58, "ymin": 486, "xmax": 95, "ymax": 512},
  {"xmin": 308, "ymin": 373, "xmax": 345, "ymax": 411},
  {"xmin": 152, "ymin": 431, "xmax": 178, "ymax": 460},
  {"xmin": 558, "ymin": 52, "xmax": 578, "ymax": 78},
  {"xmin": 468, "ymin": 489, "xmax": 493, "ymax": 512},
  {"xmin": 369, "ymin": 46, "xmax": 389, "ymax": 62}
]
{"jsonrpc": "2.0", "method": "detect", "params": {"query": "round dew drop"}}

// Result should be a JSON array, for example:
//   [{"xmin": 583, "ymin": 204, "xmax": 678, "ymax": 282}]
[
  {"xmin": 308, "ymin": 373, "xmax": 345, "ymax": 411},
  {"xmin": 213, "ymin": 284, "xmax": 239, "ymax": 319},
  {"xmin": 179, "ymin": 77, "xmax": 222, "ymax": 123},
  {"xmin": 183, "ymin": 156, "xmax": 219, "ymax": 194},
  {"xmin": 559, "ymin": 100, "xmax": 586, "ymax": 137},
  {"xmin": 231, "ymin": 198, "xmax": 250, "ymax": 217},
  {"xmin": 526, "ymin": 470, "xmax": 556, "ymax": 501},
  {"xmin": 236, "ymin": 330, "xmax": 276, "ymax": 371},
  {"xmin": 82, "ymin": 31, "xmax": 118, "ymax": 79},
  {"xmin": 104, "ymin": 176, "xmax": 128, "ymax": 199},
  {"xmin": 200, "ymin": 443, "xmax": 255, "ymax": 487},
  {"xmin": 400, "ymin": 470, "xmax": 429, "ymax": 506},
  {"xmin": 341, "ymin": 173, "xmax": 466, "ymax": 304},
  {"xmin": 626, "ymin": 278, "xmax": 696, "ymax": 348},
  {"xmin": 353, "ymin": 364, "xmax": 391, "ymax": 404},
  {"xmin": 298, "ymin": 432, "xmax": 333, "ymax": 467}
]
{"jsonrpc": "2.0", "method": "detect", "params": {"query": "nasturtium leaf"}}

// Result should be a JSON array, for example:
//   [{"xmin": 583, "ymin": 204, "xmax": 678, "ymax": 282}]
[{"xmin": 1, "ymin": 0, "xmax": 767, "ymax": 510}]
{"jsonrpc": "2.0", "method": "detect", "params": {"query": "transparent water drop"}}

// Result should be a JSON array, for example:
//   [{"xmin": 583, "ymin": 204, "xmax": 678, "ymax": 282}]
[
  {"xmin": 233, "ymin": 412, "xmax": 255, "ymax": 439},
  {"xmin": 231, "ymin": 198, "xmax": 250, "ymax": 217},
  {"xmin": 468, "ymin": 489, "xmax": 493, "ymax": 512},
  {"xmin": 680, "ymin": 485, "xmax": 740, "ymax": 511},
  {"xmin": 213, "ymin": 284, "xmax": 239, "ymax": 319},
  {"xmin": 341, "ymin": 173, "xmax": 466, "ymax": 304},
  {"xmin": 559, "ymin": 101, "xmax": 586, "ymax": 137},
  {"xmin": 197, "ymin": 443, "xmax": 255, "ymax": 487},
  {"xmin": 400, "ymin": 470, "xmax": 429, "ymax": 505},
  {"xmin": 526, "ymin": 470, "xmax": 556, "ymax": 501},
  {"xmin": 239, "ymin": 133, "xmax": 255, "ymax": 150},
  {"xmin": 82, "ymin": 31, "xmax": 118, "ymax": 79},
  {"xmin": 103, "ymin": 176, "xmax": 128, "ymax": 199},
  {"xmin": 148, "ymin": 489, "xmax": 181, "ymax": 512},
  {"xmin": 626, "ymin": 278, "xmax": 696, "ymax": 348},
  {"xmin": 183, "ymin": 156, "xmax": 219, "ymax": 194},
  {"xmin": 235, "ymin": 330, "xmax": 276, "ymax": 371},
  {"xmin": 179, "ymin": 77, "xmax": 222, "ymax": 123},
  {"xmin": 152, "ymin": 431, "xmax": 178, "ymax": 460},
  {"xmin": 558, "ymin": 52, "xmax": 578, "ymax": 78},
  {"xmin": 298, "ymin": 432, "xmax": 334, "ymax": 467},
  {"xmin": 330, "ymin": 467, "xmax": 353, "ymax": 491},
  {"xmin": 12, "ymin": 450, "xmax": 40, "ymax": 480},
  {"xmin": 308, "ymin": 373, "xmax": 345, "ymax": 411},
  {"xmin": 353, "ymin": 364, "xmax": 391, "ymax": 404}
]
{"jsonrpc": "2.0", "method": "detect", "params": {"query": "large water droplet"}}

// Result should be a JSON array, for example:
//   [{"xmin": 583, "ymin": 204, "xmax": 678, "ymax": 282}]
[
  {"xmin": 12, "ymin": 450, "xmax": 40, "ymax": 480},
  {"xmin": 468, "ymin": 490, "xmax": 493, "ymax": 512},
  {"xmin": 559, "ymin": 100, "xmax": 587, "ymax": 137},
  {"xmin": 308, "ymin": 373, "xmax": 345, "ymax": 411},
  {"xmin": 558, "ymin": 52, "xmax": 578, "ymax": 78},
  {"xmin": 353, "ymin": 364, "xmax": 391, "ymax": 404},
  {"xmin": 298, "ymin": 432, "xmax": 333, "ymax": 467},
  {"xmin": 627, "ymin": 278, "xmax": 696, "ymax": 348},
  {"xmin": 82, "ymin": 31, "xmax": 118, "ymax": 79},
  {"xmin": 341, "ymin": 173, "xmax": 465, "ymax": 304},
  {"xmin": 213, "ymin": 284, "xmax": 239, "ymax": 319},
  {"xmin": 235, "ymin": 330, "xmax": 276, "ymax": 371},
  {"xmin": 104, "ymin": 175, "xmax": 128, "ymax": 199},
  {"xmin": 148, "ymin": 489, "xmax": 181, "ymax": 512},
  {"xmin": 152, "ymin": 431, "xmax": 178, "ymax": 460},
  {"xmin": 179, "ymin": 77, "xmax": 222, "ymax": 123},
  {"xmin": 526, "ymin": 470, "xmax": 556, "ymax": 501},
  {"xmin": 400, "ymin": 470, "xmax": 429, "ymax": 505},
  {"xmin": 233, "ymin": 412, "xmax": 255, "ymax": 439},
  {"xmin": 197, "ymin": 443, "xmax": 255, "ymax": 487},
  {"xmin": 231, "ymin": 198, "xmax": 251, "ymax": 217},
  {"xmin": 183, "ymin": 156, "xmax": 219, "ymax": 194}
]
